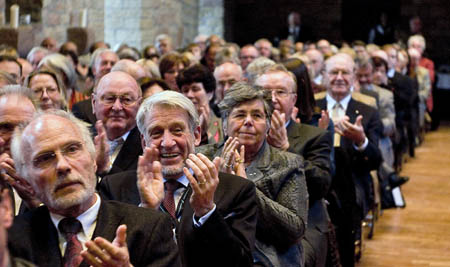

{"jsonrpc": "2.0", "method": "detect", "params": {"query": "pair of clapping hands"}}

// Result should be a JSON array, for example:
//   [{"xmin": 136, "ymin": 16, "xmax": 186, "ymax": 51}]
[{"xmin": 271, "ymin": 108, "xmax": 365, "ymax": 146}]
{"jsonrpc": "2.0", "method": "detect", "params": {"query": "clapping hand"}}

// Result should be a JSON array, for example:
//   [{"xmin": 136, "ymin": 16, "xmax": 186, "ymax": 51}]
[
  {"xmin": 184, "ymin": 153, "xmax": 220, "ymax": 217},
  {"xmin": 267, "ymin": 110, "xmax": 289, "ymax": 150},
  {"xmin": 94, "ymin": 121, "xmax": 111, "ymax": 174},
  {"xmin": 0, "ymin": 153, "xmax": 39, "ymax": 209},
  {"xmin": 334, "ymin": 115, "xmax": 366, "ymax": 146},
  {"xmin": 136, "ymin": 145, "xmax": 164, "ymax": 209},
  {"xmin": 220, "ymin": 137, "xmax": 246, "ymax": 178},
  {"xmin": 82, "ymin": 224, "xmax": 133, "ymax": 267}
]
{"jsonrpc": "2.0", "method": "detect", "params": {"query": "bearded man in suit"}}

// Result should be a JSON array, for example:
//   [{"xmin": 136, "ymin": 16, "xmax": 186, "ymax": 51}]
[
  {"xmin": 98, "ymin": 91, "xmax": 257, "ymax": 267},
  {"xmin": 8, "ymin": 110, "xmax": 180, "ymax": 267}
]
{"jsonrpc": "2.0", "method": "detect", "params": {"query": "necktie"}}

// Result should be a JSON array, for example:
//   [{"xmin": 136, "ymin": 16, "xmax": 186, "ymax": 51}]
[
  {"xmin": 109, "ymin": 138, "xmax": 124, "ymax": 157},
  {"xmin": 331, "ymin": 102, "xmax": 343, "ymax": 122},
  {"xmin": 59, "ymin": 217, "xmax": 83, "ymax": 267},
  {"xmin": 163, "ymin": 180, "xmax": 183, "ymax": 218},
  {"xmin": 331, "ymin": 103, "xmax": 343, "ymax": 147}
]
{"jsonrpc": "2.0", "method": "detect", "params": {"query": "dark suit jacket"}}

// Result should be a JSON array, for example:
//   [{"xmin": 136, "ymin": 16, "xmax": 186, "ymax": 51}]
[
  {"xmin": 287, "ymin": 122, "xmax": 332, "ymax": 204},
  {"xmin": 281, "ymin": 25, "xmax": 314, "ymax": 43},
  {"xmin": 287, "ymin": 122, "xmax": 332, "ymax": 267},
  {"xmin": 8, "ymin": 199, "xmax": 181, "ymax": 267},
  {"xmin": 316, "ymin": 97, "xmax": 382, "ymax": 216},
  {"xmin": 108, "ymin": 127, "xmax": 142, "ymax": 175},
  {"xmin": 389, "ymin": 71, "xmax": 416, "ymax": 127},
  {"xmin": 71, "ymin": 98, "xmax": 96, "ymax": 125},
  {"xmin": 98, "ymin": 171, "xmax": 257, "ymax": 267},
  {"xmin": 316, "ymin": 97, "xmax": 382, "ymax": 173}
]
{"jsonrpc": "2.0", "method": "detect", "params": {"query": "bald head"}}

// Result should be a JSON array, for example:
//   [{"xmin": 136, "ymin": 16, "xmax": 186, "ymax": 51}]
[
  {"xmin": 214, "ymin": 62, "xmax": 243, "ymax": 102},
  {"xmin": 305, "ymin": 49, "xmax": 324, "ymax": 78},
  {"xmin": 111, "ymin": 59, "xmax": 149, "ymax": 81},
  {"xmin": 323, "ymin": 53, "xmax": 355, "ymax": 101},
  {"xmin": 93, "ymin": 71, "xmax": 142, "ymax": 139},
  {"xmin": 317, "ymin": 39, "xmax": 332, "ymax": 55}
]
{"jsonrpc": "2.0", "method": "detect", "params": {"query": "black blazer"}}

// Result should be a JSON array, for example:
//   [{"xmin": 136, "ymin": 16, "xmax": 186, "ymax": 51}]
[
  {"xmin": 71, "ymin": 98, "xmax": 96, "ymax": 125},
  {"xmin": 108, "ymin": 127, "xmax": 142, "ymax": 175},
  {"xmin": 316, "ymin": 97, "xmax": 382, "ymax": 174},
  {"xmin": 8, "ymin": 199, "xmax": 181, "ymax": 267},
  {"xmin": 98, "ymin": 170, "xmax": 257, "ymax": 267}
]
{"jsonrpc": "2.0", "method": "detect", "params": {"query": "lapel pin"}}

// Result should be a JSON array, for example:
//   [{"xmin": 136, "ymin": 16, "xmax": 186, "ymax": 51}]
[{"xmin": 355, "ymin": 110, "xmax": 359, "ymax": 114}]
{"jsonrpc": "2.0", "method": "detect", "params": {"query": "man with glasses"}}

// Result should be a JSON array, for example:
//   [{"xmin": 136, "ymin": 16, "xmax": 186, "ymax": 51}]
[
  {"xmin": 92, "ymin": 71, "xmax": 143, "ymax": 175},
  {"xmin": 315, "ymin": 53, "xmax": 382, "ymax": 266},
  {"xmin": 8, "ymin": 110, "xmax": 180, "ymax": 266},
  {"xmin": 255, "ymin": 64, "xmax": 333, "ymax": 267},
  {"xmin": 0, "ymin": 86, "xmax": 39, "ymax": 215},
  {"xmin": 239, "ymin": 45, "xmax": 259, "ymax": 73}
]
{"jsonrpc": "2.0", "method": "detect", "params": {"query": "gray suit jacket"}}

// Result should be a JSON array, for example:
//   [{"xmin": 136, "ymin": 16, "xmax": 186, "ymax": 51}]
[
  {"xmin": 198, "ymin": 142, "xmax": 308, "ymax": 267},
  {"xmin": 371, "ymin": 84, "xmax": 396, "ymax": 137}
]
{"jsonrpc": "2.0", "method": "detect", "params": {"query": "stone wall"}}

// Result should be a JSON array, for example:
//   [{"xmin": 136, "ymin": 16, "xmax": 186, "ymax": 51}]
[
  {"xmin": 198, "ymin": 0, "xmax": 223, "ymax": 37},
  {"xmin": 0, "ymin": 0, "xmax": 209, "ymax": 54}
]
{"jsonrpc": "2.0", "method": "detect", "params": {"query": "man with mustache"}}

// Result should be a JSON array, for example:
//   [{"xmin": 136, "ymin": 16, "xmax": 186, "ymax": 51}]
[{"xmin": 8, "ymin": 110, "xmax": 180, "ymax": 266}]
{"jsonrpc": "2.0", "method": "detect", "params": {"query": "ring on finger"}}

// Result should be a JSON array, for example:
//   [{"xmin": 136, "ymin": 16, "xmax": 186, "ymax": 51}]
[{"xmin": 198, "ymin": 180, "xmax": 206, "ymax": 185}]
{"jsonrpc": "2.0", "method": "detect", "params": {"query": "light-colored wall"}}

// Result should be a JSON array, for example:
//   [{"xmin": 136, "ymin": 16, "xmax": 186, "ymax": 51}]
[{"xmin": 0, "ymin": 0, "xmax": 224, "ymax": 54}]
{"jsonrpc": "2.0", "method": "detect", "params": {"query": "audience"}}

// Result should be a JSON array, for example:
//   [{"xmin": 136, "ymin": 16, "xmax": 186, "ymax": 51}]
[
  {"xmin": 98, "ymin": 90, "xmax": 257, "ymax": 267},
  {"xmin": 0, "ymin": 15, "xmax": 437, "ymax": 267}
]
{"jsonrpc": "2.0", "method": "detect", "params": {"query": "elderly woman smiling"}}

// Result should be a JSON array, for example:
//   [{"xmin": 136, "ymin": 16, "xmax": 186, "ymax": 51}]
[{"xmin": 197, "ymin": 82, "xmax": 308, "ymax": 266}]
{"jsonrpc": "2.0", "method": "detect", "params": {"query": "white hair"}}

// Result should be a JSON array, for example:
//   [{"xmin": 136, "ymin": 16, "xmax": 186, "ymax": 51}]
[
  {"xmin": 136, "ymin": 91, "xmax": 199, "ymax": 140},
  {"xmin": 408, "ymin": 34, "xmax": 426, "ymax": 52},
  {"xmin": 11, "ymin": 110, "xmax": 95, "ymax": 181}
]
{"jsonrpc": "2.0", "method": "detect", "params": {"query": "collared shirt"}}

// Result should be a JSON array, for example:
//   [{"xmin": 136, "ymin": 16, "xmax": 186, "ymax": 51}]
[
  {"xmin": 314, "ymin": 74, "xmax": 323, "ymax": 85},
  {"xmin": 387, "ymin": 68, "xmax": 395, "ymax": 78},
  {"xmin": 326, "ymin": 93, "xmax": 368, "ymax": 151},
  {"xmin": 162, "ymin": 170, "xmax": 216, "ymax": 227},
  {"xmin": 50, "ymin": 193, "xmax": 101, "ymax": 256},
  {"xmin": 326, "ymin": 93, "xmax": 352, "ymax": 118}
]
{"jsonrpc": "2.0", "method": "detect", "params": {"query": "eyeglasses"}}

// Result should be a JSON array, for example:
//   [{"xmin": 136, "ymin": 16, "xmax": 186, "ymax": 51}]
[
  {"xmin": 32, "ymin": 87, "xmax": 59, "ymax": 97},
  {"xmin": 0, "ymin": 122, "xmax": 17, "ymax": 135},
  {"xmin": 32, "ymin": 142, "xmax": 84, "ymax": 169},
  {"xmin": 265, "ymin": 89, "xmax": 296, "ymax": 99},
  {"xmin": 327, "ymin": 69, "xmax": 352, "ymax": 77},
  {"xmin": 97, "ymin": 94, "xmax": 141, "ymax": 107}
]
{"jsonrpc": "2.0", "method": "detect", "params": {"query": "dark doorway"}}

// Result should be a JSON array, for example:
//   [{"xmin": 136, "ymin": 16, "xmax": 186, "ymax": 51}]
[{"xmin": 224, "ymin": 0, "xmax": 401, "ymax": 46}]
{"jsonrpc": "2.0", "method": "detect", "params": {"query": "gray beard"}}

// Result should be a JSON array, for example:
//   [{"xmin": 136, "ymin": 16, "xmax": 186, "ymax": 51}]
[{"xmin": 162, "ymin": 165, "xmax": 184, "ymax": 178}]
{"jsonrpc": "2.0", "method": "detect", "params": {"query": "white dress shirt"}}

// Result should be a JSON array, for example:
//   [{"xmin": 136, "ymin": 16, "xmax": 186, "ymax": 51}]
[{"xmin": 50, "ymin": 193, "xmax": 101, "ymax": 255}]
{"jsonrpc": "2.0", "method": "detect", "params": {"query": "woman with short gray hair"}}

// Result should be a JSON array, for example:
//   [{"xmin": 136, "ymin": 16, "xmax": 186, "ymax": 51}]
[{"xmin": 197, "ymin": 82, "xmax": 308, "ymax": 267}]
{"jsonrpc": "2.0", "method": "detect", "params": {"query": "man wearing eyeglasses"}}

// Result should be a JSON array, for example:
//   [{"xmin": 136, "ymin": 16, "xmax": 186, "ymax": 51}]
[
  {"xmin": 315, "ymin": 53, "xmax": 382, "ymax": 267},
  {"xmin": 8, "ymin": 110, "xmax": 180, "ymax": 266},
  {"xmin": 0, "ymin": 86, "xmax": 40, "ymax": 216},
  {"xmin": 92, "ymin": 71, "xmax": 143, "ymax": 175},
  {"xmin": 255, "ymin": 64, "xmax": 333, "ymax": 267}
]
